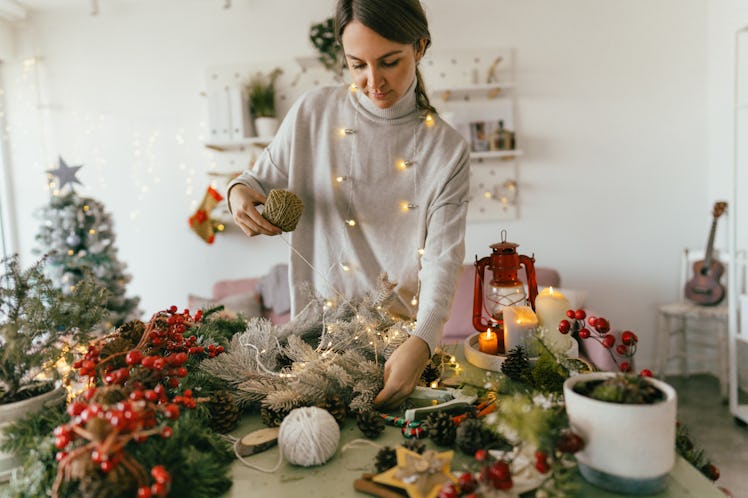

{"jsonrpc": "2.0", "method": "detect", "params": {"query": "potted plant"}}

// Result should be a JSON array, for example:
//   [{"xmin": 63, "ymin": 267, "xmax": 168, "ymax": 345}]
[
  {"xmin": 563, "ymin": 372, "xmax": 677, "ymax": 494},
  {"xmin": 246, "ymin": 67, "xmax": 283, "ymax": 138},
  {"xmin": 309, "ymin": 17, "xmax": 344, "ymax": 78},
  {"xmin": 0, "ymin": 254, "xmax": 107, "ymax": 478}
]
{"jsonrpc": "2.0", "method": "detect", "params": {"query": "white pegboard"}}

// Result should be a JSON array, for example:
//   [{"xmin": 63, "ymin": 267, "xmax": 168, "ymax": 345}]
[
  {"xmin": 468, "ymin": 160, "xmax": 518, "ymax": 222},
  {"xmin": 421, "ymin": 48, "xmax": 520, "ymax": 222},
  {"xmin": 203, "ymin": 57, "xmax": 344, "ymax": 179},
  {"xmin": 204, "ymin": 57, "xmax": 343, "ymax": 144},
  {"xmin": 421, "ymin": 47, "xmax": 514, "ymax": 89}
]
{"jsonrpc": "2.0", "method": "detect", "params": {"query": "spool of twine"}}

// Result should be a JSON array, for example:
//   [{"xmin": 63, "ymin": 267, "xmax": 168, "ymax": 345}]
[
  {"xmin": 278, "ymin": 406, "xmax": 340, "ymax": 467},
  {"xmin": 262, "ymin": 189, "xmax": 304, "ymax": 232}
]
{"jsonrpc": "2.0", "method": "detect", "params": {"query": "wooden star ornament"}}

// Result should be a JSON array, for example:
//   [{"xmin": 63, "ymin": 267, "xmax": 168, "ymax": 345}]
[
  {"xmin": 46, "ymin": 156, "xmax": 83, "ymax": 191},
  {"xmin": 372, "ymin": 447, "xmax": 457, "ymax": 498}
]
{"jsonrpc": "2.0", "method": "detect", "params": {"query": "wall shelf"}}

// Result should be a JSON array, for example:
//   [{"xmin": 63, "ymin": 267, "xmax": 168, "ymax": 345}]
[
  {"xmin": 471, "ymin": 149, "xmax": 523, "ymax": 161},
  {"xmin": 432, "ymin": 83, "xmax": 515, "ymax": 102},
  {"xmin": 204, "ymin": 137, "xmax": 270, "ymax": 152}
]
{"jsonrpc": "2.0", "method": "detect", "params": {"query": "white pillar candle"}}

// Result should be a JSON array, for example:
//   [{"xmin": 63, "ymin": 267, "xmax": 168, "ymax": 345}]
[
  {"xmin": 535, "ymin": 287, "xmax": 572, "ymax": 353},
  {"xmin": 503, "ymin": 305, "xmax": 538, "ymax": 352}
]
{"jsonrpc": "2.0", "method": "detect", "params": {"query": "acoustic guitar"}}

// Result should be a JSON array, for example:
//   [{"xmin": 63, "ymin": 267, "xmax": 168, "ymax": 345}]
[{"xmin": 684, "ymin": 201, "xmax": 728, "ymax": 306}]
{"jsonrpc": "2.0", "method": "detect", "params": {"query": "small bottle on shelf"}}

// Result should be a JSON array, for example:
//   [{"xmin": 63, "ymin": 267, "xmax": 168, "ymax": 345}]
[{"xmin": 490, "ymin": 120, "xmax": 516, "ymax": 151}]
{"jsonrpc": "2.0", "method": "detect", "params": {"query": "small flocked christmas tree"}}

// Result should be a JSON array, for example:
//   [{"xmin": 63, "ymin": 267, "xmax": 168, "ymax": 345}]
[{"xmin": 34, "ymin": 157, "xmax": 140, "ymax": 327}]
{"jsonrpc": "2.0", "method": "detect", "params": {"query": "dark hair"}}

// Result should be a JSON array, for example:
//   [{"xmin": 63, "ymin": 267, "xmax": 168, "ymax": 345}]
[{"xmin": 335, "ymin": 0, "xmax": 436, "ymax": 114}]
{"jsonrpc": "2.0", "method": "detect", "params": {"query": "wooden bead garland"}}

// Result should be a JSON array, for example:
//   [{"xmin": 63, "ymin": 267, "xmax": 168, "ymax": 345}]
[{"xmin": 262, "ymin": 189, "xmax": 304, "ymax": 232}]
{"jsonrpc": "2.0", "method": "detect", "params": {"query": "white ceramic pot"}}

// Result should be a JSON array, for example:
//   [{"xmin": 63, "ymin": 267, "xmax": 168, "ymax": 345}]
[
  {"xmin": 254, "ymin": 117, "xmax": 279, "ymax": 139},
  {"xmin": 563, "ymin": 372, "xmax": 677, "ymax": 494},
  {"xmin": 0, "ymin": 386, "xmax": 67, "ymax": 481}
]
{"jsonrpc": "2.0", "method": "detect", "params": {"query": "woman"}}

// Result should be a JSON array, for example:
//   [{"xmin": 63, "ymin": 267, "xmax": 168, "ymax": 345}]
[{"xmin": 228, "ymin": 0, "xmax": 469, "ymax": 409}]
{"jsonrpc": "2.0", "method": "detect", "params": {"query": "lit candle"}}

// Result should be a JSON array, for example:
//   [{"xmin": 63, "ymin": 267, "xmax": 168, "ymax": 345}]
[
  {"xmin": 503, "ymin": 305, "xmax": 538, "ymax": 352},
  {"xmin": 534, "ymin": 287, "xmax": 572, "ymax": 353},
  {"xmin": 478, "ymin": 326, "xmax": 500, "ymax": 355}
]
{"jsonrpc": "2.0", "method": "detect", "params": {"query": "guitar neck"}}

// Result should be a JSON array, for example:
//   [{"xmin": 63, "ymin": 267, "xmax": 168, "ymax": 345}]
[{"xmin": 703, "ymin": 218, "xmax": 719, "ymax": 266}]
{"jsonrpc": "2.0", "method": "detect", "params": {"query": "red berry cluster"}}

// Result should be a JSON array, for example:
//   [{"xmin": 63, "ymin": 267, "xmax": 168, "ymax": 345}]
[
  {"xmin": 437, "ymin": 449, "xmax": 514, "ymax": 498},
  {"xmin": 557, "ymin": 309, "xmax": 639, "ymax": 373},
  {"xmin": 56, "ymin": 307, "xmax": 223, "ymax": 498},
  {"xmin": 75, "ymin": 307, "xmax": 224, "ymax": 393},
  {"xmin": 52, "ymin": 385, "xmax": 181, "ymax": 497},
  {"xmin": 437, "ymin": 432, "xmax": 585, "ymax": 498}
]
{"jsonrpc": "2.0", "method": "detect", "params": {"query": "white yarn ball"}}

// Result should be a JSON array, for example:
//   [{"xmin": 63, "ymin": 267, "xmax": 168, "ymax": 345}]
[{"xmin": 278, "ymin": 406, "xmax": 340, "ymax": 467}]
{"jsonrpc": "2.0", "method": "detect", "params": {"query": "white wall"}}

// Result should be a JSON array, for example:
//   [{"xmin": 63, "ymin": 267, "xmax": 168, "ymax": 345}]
[{"xmin": 3, "ymin": 0, "xmax": 714, "ymax": 369}]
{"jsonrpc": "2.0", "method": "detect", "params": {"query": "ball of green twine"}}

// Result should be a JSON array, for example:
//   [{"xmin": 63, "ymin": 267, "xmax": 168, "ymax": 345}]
[{"xmin": 262, "ymin": 189, "xmax": 304, "ymax": 232}]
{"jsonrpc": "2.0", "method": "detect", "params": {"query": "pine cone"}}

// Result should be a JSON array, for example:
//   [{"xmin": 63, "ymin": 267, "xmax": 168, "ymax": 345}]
[
  {"xmin": 207, "ymin": 390, "xmax": 240, "ymax": 433},
  {"xmin": 425, "ymin": 411, "xmax": 456, "ymax": 446},
  {"xmin": 420, "ymin": 362, "xmax": 440, "ymax": 385},
  {"xmin": 455, "ymin": 418, "xmax": 511, "ymax": 455},
  {"xmin": 501, "ymin": 345, "xmax": 532, "ymax": 383},
  {"xmin": 356, "ymin": 410, "xmax": 385, "ymax": 438},
  {"xmin": 77, "ymin": 464, "xmax": 136, "ymax": 498},
  {"xmin": 260, "ymin": 405, "xmax": 292, "ymax": 428},
  {"xmin": 317, "ymin": 394, "xmax": 347, "ymax": 425},
  {"xmin": 99, "ymin": 337, "xmax": 133, "ymax": 369},
  {"xmin": 374, "ymin": 446, "xmax": 397, "ymax": 473},
  {"xmin": 89, "ymin": 385, "xmax": 128, "ymax": 407},
  {"xmin": 116, "ymin": 320, "xmax": 146, "ymax": 344}
]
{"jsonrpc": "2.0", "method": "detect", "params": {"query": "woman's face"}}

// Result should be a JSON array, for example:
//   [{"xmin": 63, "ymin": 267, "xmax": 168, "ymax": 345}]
[{"xmin": 341, "ymin": 20, "xmax": 423, "ymax": 109}]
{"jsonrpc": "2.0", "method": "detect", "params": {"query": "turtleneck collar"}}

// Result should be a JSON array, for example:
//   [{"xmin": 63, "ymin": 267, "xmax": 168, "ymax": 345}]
[{"xmin": 354, "ymin": 77, "xmax": 418, "ymax": 121}]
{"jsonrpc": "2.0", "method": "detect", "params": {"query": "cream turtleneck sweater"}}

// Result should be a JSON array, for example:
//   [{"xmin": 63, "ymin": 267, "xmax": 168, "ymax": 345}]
[{"xmin": 229, "ymin": 80, "xmax": 469, "ymax": 354}]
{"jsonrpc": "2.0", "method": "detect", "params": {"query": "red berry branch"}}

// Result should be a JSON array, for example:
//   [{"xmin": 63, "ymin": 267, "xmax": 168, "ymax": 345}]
[
  {"xmin": 436, "ymin": 435, "xmax": 585, "ymax": 498},
  {"xmin": 54, "ymin": 307, "xmax": 224, "ymax": 498},
  {"xmin": 557, "ymin": 309, "xmax": 650, "ymax": 375}
]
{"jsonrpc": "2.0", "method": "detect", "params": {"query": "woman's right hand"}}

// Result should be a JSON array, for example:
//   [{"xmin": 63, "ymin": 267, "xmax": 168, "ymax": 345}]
[{"xmin": 228, "ymin": 184, "xmax": 282, "ymax": 237}]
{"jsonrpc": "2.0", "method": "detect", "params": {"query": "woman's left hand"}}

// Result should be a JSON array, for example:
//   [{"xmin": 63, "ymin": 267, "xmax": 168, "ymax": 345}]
[{"xmin": 373, "ymin": 336, "xmax": 431, "ymax": 410}]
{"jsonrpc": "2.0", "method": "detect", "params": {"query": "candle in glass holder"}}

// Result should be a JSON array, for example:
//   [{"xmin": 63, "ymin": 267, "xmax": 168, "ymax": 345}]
[
  {"xmin": 503, "ymin": 305, "xmax": 538, "ymax": 352},
  {"xmin": 478, "ymin": 326, "xmax": 500, "ymax": 355},
  {"xmin": 535, "ymin": 287, "xmax": 572, "ymax": 353}
]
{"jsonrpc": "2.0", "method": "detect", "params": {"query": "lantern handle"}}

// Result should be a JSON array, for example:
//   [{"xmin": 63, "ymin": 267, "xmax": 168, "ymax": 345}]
[
  {"xmin": 519, "ymin": 253, "xmax": 538, "ymax": 310},
  {"xmin": 472, "ymin": 255, "xmax": 491, "ymax": 332}
]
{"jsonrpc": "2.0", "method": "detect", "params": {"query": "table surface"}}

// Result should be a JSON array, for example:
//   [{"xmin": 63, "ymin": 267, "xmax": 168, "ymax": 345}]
[
  {"xmin": 226, "ymin": 345, "xmax": 725, "ymax": 498},
  {"xmin": 226, "ymin": 418, "xmax": 722, "ymax": 498}
]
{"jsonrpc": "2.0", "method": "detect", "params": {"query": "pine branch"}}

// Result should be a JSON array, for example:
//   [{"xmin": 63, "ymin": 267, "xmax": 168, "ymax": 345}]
[{"xmin": 263, "ymin": 388, "xmax": 307, "ymax": 411}]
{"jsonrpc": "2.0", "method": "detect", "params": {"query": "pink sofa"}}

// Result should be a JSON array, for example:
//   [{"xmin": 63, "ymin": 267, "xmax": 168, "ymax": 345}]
[{"xmin": 201, "ymin": 263, "xmax": 560, "ymax": 342}]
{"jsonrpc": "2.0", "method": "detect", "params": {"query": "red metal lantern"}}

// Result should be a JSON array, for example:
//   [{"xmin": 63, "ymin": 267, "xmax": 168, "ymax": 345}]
[{"xmin": 473, "ymin": 231, "xmax": 538, "ymax": 347}]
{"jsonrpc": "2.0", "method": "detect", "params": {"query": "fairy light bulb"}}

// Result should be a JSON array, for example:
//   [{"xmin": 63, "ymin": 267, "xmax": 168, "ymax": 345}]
[
  {"xmin": 89, "ymin": 229, "xmax": 96, "ymax": 235},
  {"xmin": 349, "ymin": 83, "xmax": 358, "ymax": 92},
  {"xmin": 340, "ymin": 263, "xmax": 351, "ymax": 272},
  {"xmin": 336, "ymin": 175, "xmax": 348, "ymax": 183},
  {"xmin": 418, "ymin": 248, "xmax": 425, "ymax": 256},
  {"xmin": 411, "ymin": 296, "xmax": 418, "ymax": 306},
  {"xmin": 484, "ymin": 191, "xmax": 493, "ymax": 199},
  {"xmin": 424, "ymin": 114, "xmax": 435, "ymax": 127},
  {"xmin": 345, "ymin": 219, "xmax": 357, "ymax": 227},
  {"xmin": 339, "ymin": 128, "xmax": 356, "ymax": 136},
  {"xmin": 398, "ymin": 159, "xmax": 413, "ymax": 170}
]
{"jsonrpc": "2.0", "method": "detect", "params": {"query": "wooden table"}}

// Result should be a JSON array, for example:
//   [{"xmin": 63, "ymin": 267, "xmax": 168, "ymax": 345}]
[{"xmin": 225, "ymin": 345, "xmax": 725, "ymax": 498}]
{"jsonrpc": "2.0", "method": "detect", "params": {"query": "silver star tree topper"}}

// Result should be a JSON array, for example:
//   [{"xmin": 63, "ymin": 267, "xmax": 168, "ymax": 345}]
[{"xmin": 46, "ymin": 156, "xmax": 83, "ymax": 191}]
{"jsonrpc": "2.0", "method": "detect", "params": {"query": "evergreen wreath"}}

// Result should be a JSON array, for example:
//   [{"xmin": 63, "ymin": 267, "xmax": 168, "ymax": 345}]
[{"xmin": 200, "ymin": 273, "xmax": 410, "ymax": 416}]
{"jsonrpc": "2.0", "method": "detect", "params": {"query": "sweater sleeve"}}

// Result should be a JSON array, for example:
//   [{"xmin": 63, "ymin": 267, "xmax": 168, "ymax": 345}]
[{"xmin": 409, "ymin": 144, "xmax": 470, "ymax": 355}]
